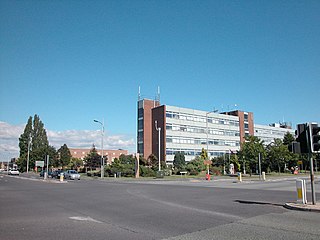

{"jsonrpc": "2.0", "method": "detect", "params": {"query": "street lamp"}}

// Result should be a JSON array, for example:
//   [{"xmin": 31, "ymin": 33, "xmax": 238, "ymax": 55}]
[
  {"xmin": 94, "ymin": 119, "xmax": 104, "ymax": 178},
  {"xmin": 155, "ymin": 120, "xmax": 161, "ymax": 171}
]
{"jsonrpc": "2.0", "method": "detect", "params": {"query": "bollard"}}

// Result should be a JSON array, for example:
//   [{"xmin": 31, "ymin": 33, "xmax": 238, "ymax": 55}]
[
  {"xmin": 44, "ymin": 172, "xmax": 48, "ymax": 180},
  {"xmin": 296, "ymin": 179, "xmax": 307, "ymax": 204},
  {"xmin": 114, "ymin": 173, "xmax": 116, "ymax": 178},
  {"xmin": 205, "ymin": 174, "xmax": 211, "ymax": 181},
  {"xmin": 237, "ymin": 172, "xmax": 242, "ymax": 182},
  {"xmin": 262, "ymin": 171, "xmax": 266, "ymax": 181},
  {"xmin": 60, "ymin": 173, "xmax": 64, "ymax": 182}
]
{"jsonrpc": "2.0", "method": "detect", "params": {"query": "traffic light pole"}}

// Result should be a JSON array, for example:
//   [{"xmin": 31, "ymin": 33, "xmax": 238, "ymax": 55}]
[
  {"xmin": 307, "ymin": 123, "xmax": 316, "ymax": 205},
  {"xmin": 308, "ymin": 153, "xmax": 316, "ymax": 205}
]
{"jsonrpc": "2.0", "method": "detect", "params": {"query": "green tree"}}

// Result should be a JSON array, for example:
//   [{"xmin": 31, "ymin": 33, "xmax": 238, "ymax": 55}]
[
  {"xmin": 18, "ymin": 115, "xmax": 49, "ymax": 171},
  {"xmin": 200, "ymin": 148, "xmax": 208, "ymax": 160},
  {"xmin": 68, "ymin": 157, "xmax": 83, "ymax": 170},
  {"xmin": 238, "ymin": 136, "xmax": 265, "ymax": 175},
  {"xmin": 283, "ymin": 132, "xmax": 295, "ymax": 146},
  {"xmin": 84, "ymin": 146, "xmax": 101, "ymax": 171},
  {"xmin": 57, "ymin": 144, "xmax": 72, "ymax": 168},
  {"xmin": 186, "ymin": 156, "xmax": 206, "ymax": 175},
  {"xmin": 32, "ymin": 115, "xmax": 49, "ymax": 150},
  {"xmin": 173, "ymin": 152, "xmax": 186, "ymax": 172},
  {"xmin": 148, "ymin": 154, "xmax": 165, "ymax": 171},
  {"xmin": 46, "ymin": 145, "xmax": 58, "ymax": 168},
  {"xmin": 266, "ymin": 138, "xmax": 292, "ymax": 173}
]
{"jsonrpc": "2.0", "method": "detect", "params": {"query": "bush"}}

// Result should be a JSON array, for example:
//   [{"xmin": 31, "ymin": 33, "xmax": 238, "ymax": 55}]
[
  {"xmin": 87, "ymin": 171, "xmax": 100, "ymax": 177},
  {"xmin": 140, "ymin": 166, "xmax": 156, "ymax": 177},
  {"xmin": 210, "ymin": 166, "xmax": 222, "ymax": 176}
]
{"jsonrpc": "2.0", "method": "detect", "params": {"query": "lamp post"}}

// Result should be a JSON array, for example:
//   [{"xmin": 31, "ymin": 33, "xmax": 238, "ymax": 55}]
[
  {"xmin": 155, "ymin": 120, "xmax": 161, "ymax": 171},
  {"xmin": 94, "ymin": 119, "xmax": 104, "ymax": 178}
]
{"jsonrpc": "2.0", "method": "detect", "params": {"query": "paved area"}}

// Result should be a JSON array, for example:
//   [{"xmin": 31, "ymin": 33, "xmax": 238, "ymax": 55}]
[{"xmin": 284, "ymin": 202, "xmax": 320, "ymax": 212}]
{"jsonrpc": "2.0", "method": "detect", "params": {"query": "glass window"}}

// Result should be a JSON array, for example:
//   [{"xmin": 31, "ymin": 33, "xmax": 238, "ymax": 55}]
[{"xmin": 138, "ymin": 108, "xmax": 144, "ymax": 118}]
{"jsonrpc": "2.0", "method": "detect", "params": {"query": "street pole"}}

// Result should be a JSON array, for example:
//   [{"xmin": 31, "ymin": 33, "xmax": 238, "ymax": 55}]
[
  {"xmin": 94, "ymin": 119, "xmax": 104, "ymax": 178},
  {"xmin": 258, "ymin": 153, "xmax": 262, "ymax": 180},
  {"xmin": 223, "ymin": 153, "xmax": 226, "ymax": 175},
  {"xmin": 307, "ymin": 123, "xmax": 316, "ymax": 205},
  {"xmin": 155, "ymin": 121, "xmax": 161, "ymax": 171}
]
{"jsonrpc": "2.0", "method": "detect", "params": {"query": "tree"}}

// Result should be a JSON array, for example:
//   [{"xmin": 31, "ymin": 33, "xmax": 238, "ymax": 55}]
[
  {"xmin": 173, "ymin": 152, "xmax": 186, "ymax": 171},
  {"xmin": 18, "ymin": 115, "xmax": 49, "ymax": 171},
  {"xmin": 46, "ymin": 145, "xmax": 58, "ymax": 168},
  {"xmin": 200, "ymin": 148, "xmax": 208, "ymax": 160},
  {"xmin": 84, "ymin": 146, "xmax": 101, "ymax": 171},
  {"xmin": 283, "ymin": 132, "xmax": 295, "ymax": 146},
  {"xmin": 238, "ymin": 136, "xmax": 265, "ymax": 175},
  {"xmin": 19, "ymin": 117, "xmax": 32, "ymax": 158},
  {"xmin": 186, "ymin": 156, "xmax": 206, "ymax": 175},
  {"xmin": 18, "ymin": 117, "xmax": 33, "ymax": 171},
  {"xmin": 32, "ymin": 115, "xmax": 48, "ymax": 150},
  {"xmin": 57, "ymin": 144, "xmax": 72, "ymax": 168},
  {"xmin": 148, "ymin": 154, "xmax": 165, "ymax": 171},
  {"xmin": 68, "ymin": 157, "xmax": 83, "ymax": 171},
  {"xmin": 266, "ymin": 138, "xmax": 292, "ymax": 173}
]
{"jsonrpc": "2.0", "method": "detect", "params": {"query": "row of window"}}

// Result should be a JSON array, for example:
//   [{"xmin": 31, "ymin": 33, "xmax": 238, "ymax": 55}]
[
  {"xmin": 255, "ymin": 129, "xmax": 288, "ymax": 136},
  {"xmin": 166, "ymin": 123, "xmax": 240, "ymax": 137},
  {"xmin": 166, "ymin": 111, "xmax": 239, "ymax": 126},
  {"xmin": 166, "ymin": 149, "xmax": 232, "ymax": 157},
  {"xmin": 166, "ymin": 136, "xmax": 240, "ymax": 147}
]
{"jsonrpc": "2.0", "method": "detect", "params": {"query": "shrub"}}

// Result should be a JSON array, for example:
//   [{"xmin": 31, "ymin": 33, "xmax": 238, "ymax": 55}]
[{"xmin": 140, "ymin": 166, "xmax": 156, "ymax": 177}]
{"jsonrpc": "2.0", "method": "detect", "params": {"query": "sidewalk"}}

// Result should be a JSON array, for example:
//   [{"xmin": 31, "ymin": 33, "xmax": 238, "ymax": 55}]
[{"xmin": 284, "ymin": 202, "xmax": 320, "ymax": 213}]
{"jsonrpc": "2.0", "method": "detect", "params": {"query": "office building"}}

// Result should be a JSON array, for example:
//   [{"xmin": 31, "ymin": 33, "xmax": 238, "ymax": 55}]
[{"xmin": 137, "ymin": 97, "xmax": 294, "ymax": 165}]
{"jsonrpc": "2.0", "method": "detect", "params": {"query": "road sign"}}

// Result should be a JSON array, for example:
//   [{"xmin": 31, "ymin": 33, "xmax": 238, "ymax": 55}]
[{"xmin": 35, "ymin": 161, "xmax": 44, "ymax": 167}]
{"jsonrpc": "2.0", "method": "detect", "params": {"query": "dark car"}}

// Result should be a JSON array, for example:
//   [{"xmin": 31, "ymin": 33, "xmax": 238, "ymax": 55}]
[
  {"xmin": 40, "ymin": 170, "xmax": 52, "ymax": 178},
  {"xmin": 52, "ymin": 170, "xmax": 64, "ymax": 179}
]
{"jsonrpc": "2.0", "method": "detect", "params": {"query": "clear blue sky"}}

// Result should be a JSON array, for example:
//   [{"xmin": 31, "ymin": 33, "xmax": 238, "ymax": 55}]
[{"xmin": 1, "ymin": 0, "xmax": 319, "ymax": 138}]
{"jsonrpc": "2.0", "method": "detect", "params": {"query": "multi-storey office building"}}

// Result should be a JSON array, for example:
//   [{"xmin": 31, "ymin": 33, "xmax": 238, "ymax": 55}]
[
  {"xmin": 254, "ymin": 123, "xmax": 294, "ymax": 146},
  {"xmin": 137, "ymin": 98, "xmax": 294, "ymax": 165}
]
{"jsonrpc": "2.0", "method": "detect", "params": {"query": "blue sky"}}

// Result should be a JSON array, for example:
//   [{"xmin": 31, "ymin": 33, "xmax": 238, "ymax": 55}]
[{"xmin": 0, "ymin": 0, "xmax": 319, "ymax": 157}]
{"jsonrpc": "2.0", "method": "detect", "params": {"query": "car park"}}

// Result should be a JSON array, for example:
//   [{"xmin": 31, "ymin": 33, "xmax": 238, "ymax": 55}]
[{"xmin": 64, "ymin": 170, "xmax": 80, "ymax": 180}]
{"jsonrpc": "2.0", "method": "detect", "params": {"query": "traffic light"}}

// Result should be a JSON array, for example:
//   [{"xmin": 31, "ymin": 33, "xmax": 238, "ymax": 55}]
[
  {"xmin": 310, "ymin": 123, "xmax": 320, "ymax": 152},
  {"xmin": 296, "ymin": 124, "xmax": 309, "ymax": 153}
]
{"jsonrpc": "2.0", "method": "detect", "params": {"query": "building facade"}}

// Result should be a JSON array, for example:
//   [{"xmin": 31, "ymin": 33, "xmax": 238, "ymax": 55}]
[
  {"xmin": 254, "ymin": 123, "xmax": 293, "ymax": 146},
  {"xmin": 69, "ymin": 148, "xmax": 128, "ymax": 165},
  {"xmin": 137, "ymin": 98, "xmax": 295, "ymax": 165}
]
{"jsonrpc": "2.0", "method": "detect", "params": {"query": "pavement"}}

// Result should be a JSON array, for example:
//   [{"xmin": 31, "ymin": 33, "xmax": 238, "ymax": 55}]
[{"xmin": 284, "ymin": 202, "xmax": 320, "ymax": 213}]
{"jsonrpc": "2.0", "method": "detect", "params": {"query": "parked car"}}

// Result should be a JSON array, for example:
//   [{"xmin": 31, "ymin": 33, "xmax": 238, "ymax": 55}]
[
  {"xmin": 8, "ymin": 169, "xmax": 20, "ymax": 175},
  {"xmin": 52, "ymin": 170, "xmax": 64, "ymax": 179},
  {"xmin": 64, "ymin": 170, "xmax": 80, "ymax": 180},
  {"xmin": 40, "ymin": 170, "xmax": 52, "ymax": 178}
]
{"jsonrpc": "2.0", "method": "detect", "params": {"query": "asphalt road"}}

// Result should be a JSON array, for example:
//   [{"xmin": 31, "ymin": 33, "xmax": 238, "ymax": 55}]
[{"xmin": 1, "ymin": 174, "xmax": 319, "ymax": 240}]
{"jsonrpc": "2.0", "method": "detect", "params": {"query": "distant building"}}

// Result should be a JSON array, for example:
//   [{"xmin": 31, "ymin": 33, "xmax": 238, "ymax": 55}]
[
  {"xmin": 69, "ymin": 148, "xmax": 128, "ymax": 165},
  {"xmin": 137, "ymin": 97, "xmax": 295, "ymax": 165},
  {"xmin": 254, "ymin": 124, "xmax": 293, "ymax": 146}
]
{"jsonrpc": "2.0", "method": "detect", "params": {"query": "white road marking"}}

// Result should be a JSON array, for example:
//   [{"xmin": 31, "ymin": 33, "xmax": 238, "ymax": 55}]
[{"xmin": 69, "ymin": 216, "xmax": 102, "ymax": 223}]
